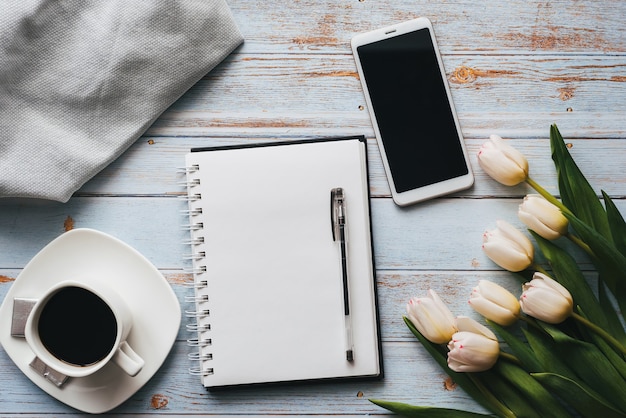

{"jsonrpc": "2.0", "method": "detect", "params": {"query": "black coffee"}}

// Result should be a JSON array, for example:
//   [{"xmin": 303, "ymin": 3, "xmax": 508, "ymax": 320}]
[{"xmin": 38, "ymin": 286, "xmax": 118, "ymax": 366}]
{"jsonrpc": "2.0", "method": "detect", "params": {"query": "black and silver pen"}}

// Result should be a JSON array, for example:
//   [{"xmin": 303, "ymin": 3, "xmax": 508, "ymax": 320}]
[{"xmin": 331, "ymin": 187, "xmax": 354, "ymax": 362}]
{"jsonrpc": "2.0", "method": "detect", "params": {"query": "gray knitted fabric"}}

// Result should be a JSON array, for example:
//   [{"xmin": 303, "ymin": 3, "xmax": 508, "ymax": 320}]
[{"xmin": 0, "ymin": 0, "xmax": 243, "ymax": 202}]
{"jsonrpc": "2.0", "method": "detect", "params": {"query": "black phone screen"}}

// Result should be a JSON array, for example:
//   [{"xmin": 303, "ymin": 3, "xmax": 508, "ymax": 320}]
[{"xmin": 357, "ymin": 28, "xmax": 469, "ymax": 193}]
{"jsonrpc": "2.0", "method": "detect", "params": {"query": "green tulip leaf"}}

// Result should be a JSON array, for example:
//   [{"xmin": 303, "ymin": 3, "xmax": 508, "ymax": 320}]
[
  {"xmin": 564, "ymin": 213, "xmax": 626, "ymax": 315},
  {"xmin": 369, "ymin": 399, "xmax": 497, "ymax": 418},
  {"xmin": 522, "ymin": 326, "xmax": 577, "ymax": 380},
  {"xmin": 477, "ymin": 367, "xmax": 541, "ymax": 418},
  {"xmin": 598, "ymin": 280, "xmax": 626, "ymax": 346},
  {"xmin": 550, "ymin": 124, "xmax": 610, "ymax": 239},
  {"xmin": 537, "ymin": 322, "xmax": 626, "ymax": 411},
  {"xmin": 602, "ymin": 190, "xmax": 626, "ymax": 256},
  {"xmin": 576, "ymin": 307, "xmax": 626, "ymax": 381},
  {"xmin": 494, "ymin": 361, "xmax": 571, "ymax": 418},
  {"xmin": 487, "ymin": 321, "xmax": 541, "ymax": 371},
  {"xmin": 532, "ymin": 373, "xmax": 626, "ymax": 418},
  {"xmin": 524, "ymin": 325, "xmax": 624, "ymax": 411}
]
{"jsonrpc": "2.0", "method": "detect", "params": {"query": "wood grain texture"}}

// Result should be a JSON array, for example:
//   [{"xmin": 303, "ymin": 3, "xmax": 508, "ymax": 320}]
[
  {"xmin": 146, "ymin": 54, "xmax": 626, "ymax": 138},
  {"xmin": 2, "ymin": 197, "xmax": 620, "ymax": 270},
  {"xmin": 71, "ymin": 136, "xmax": 626, "ymax": 197},
  {"xmin": 0, "ymin": 0, "xmax": 625, "ymax": 415}
]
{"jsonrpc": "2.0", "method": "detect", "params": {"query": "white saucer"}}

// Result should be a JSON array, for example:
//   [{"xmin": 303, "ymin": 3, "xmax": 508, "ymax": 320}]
[{"xmin": 0, "ymin": 229, "xmax": 181, "ymax": 414}]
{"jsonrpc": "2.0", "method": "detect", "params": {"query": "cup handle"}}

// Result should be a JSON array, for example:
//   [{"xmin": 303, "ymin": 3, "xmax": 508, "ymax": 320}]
[{"xmin": 113, "ymin": 341, "xmax": 145, "ymax": 377}]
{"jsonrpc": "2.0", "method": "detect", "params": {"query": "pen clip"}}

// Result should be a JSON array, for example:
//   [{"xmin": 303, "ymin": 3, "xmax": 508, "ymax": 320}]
[{"xmin": 330, "ymin": 187, "xmax": 344, "ymax": 241}]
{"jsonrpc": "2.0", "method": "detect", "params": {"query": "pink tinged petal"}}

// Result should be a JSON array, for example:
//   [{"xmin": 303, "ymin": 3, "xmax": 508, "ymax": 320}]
[
  {"xmin": 455, "ymin": 316, "xmax": 497, "ymax": 340},
  {"xmin": 446, "ymin": 331, "xmax": 499, "ymax": 372},
  {"xmin": 534, "ymin": 273, "xmax": 573, "ymax": 302},
  {"xmin": 520, "ymin": 274, "xmax": 573, "ymax": 324},
  {"xmin": 520, "ymin": 292, "xmax": 571, "ymax": 324}
]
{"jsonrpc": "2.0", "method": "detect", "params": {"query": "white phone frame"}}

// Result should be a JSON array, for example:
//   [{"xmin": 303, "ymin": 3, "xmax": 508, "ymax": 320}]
[{"xmin": 351, "ymin": 17, "xmax": 474, "ymax": 206}]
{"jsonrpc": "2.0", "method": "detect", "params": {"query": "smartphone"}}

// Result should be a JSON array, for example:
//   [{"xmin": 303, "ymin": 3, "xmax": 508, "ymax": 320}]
[{"xmin": 351, "ymin": 17, "xmax": 474, "ymax": 206}]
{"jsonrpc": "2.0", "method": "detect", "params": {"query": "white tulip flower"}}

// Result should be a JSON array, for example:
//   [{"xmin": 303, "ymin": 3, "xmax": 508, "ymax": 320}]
[
  {"xmin": 482, "ymin": 220, "xmax": 534, "ymax": 272},
  {"xmin": 518, "ymin": 194, "xmax": 569, "ymax": 240},
  {"xmin": 447, "ymin": 316, "xmax": 500, "ymax": 372},
  {"xmin": 406, "ymin": 290, "xmax": 457, "ymax": 344},
  {"xmin": 520, "ymin": 272, "xmax": 573, "ymax": 324},
  {"xmin": 477, "ymin": 135, "xmax": 529, "ymax": 186},
  {"xmin": 469, "ymin": 280, "xmax": 520, "ymax": 326}
]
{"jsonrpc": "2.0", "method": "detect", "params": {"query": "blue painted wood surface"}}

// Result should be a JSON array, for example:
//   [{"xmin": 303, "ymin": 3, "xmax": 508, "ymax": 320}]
[{"xmin": 1, "ymin": 0, "xmax": 625, "ymax": 415}]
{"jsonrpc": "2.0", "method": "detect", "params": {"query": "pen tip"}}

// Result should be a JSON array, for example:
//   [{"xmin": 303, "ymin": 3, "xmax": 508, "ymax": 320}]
[{"xmin": 346, "ymin": 350, "xmax": 354, "ymax": 362}]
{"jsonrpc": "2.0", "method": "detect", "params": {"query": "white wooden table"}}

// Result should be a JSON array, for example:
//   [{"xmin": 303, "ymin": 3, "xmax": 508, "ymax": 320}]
[{"xmin": 1, "ymin": 0, "xmax": 625, "ymax": 415}]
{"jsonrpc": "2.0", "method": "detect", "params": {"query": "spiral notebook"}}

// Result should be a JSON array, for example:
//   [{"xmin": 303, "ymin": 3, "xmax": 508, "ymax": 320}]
[{"xmin": 183, "ymin": 136, "xmax": 382, "ymax": 388}]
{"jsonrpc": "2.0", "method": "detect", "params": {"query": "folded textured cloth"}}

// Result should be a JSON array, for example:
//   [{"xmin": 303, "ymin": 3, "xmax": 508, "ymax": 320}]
[{"xmin": 0, "ymin": 0, "xmax": 243, "ymax": 202}]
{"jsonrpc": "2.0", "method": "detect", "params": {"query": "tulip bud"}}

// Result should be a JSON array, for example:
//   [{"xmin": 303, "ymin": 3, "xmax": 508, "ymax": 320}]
[
  {"xmin": 518, "ymin": 194, "xmax": 569, "ymax": 240},
  {"xmin": 477, "ymin": 135, "xmax": 529, "ymax": 186},
  {"xmin": 482, "ymin": 220, "xmax": 534, "ymax": 272},
  {"xmin": 406, "ymin": 290, "xmax": 457, "ymax": 344},
  {"xmin": 520, "ymin": 272, "xmax": 573, "ymax": 324},
  {"xmin": 469, "ymin": 280, "xmax": 520, "ymax": 326},
  {"xmin": 447, "ymin": 316, "xmax": 499, "ymax": 372}
]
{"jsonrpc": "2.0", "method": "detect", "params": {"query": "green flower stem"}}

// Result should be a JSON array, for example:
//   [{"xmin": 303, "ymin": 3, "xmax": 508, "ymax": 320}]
[
  {"xmin": 565, "ymin": 232, "xmax": 595, "ymax": 258},
  {"xmin": 467, "ymin": 374, "xmax": 517, "ymax": 418},
  {"xmin": 519, "ymin": 314, "xmax": 543, "ymax": 332},
  {"xmin": 572, "ymin": 312, "xmax": 626, "ymax": 357},
  {"xmin": 531, "ymin": 263, "xmax": 550, "ymax": 276},
  {"xmin": 525, "ymin": 177, "xmax": 573, "ymax": 216},
  {"xmin": 499, "ymin": 351, "xmax": 522, "ymax": 367}
]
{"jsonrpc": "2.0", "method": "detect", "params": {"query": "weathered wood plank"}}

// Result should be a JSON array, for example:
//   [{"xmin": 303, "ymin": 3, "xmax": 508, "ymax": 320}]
[
  {"xmin": 229, "ymin": 0, "xmax": 626, "ymax": 55},
  {"xmin": 146, "ymin": 55, "xmax": 626, "ymax": 138},
  {"xmin": 0, "ymin": 266, "xmax": 593, "ymax": 344},
  {"xmin": 0, "ymin": 339, "xmax": 485, "ymax": 415},
  {"xmin": 1, "ymin": 198, "xmax": 621, "ymax": 271},
  {"xmin": 0, "ymin": 266, "xmax": 609, "ymax": 415},
  {"xmin": 1, "ymin": 269, "xmax": 493, "ymax": 414},
  {"xmin": 76, "ymin": 135, "xmax": 626, "ymax": 198},
  {"xmin": 0, "ymin": 269, "xmax": 521, "ymax": 351},
  {"xmin": 1, "ymin": 0, "xmax": 624, "ymax": 416}
]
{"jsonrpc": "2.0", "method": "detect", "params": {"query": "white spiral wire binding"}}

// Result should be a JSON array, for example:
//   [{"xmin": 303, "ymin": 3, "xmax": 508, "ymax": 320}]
[
  {"xmin": 183, "ymin": 279, "xmax": 208, "ymax": 289},
  {"xmin": 188, "ymin": 352, "xmax": 213, "ymax": 361},
  {"xmin": 182, "ymin": 236, "xmax": 205, "ymax": 245},
  {"xmin": 186, "ymin": 323, "xmax": 211, "ymax": 332},
  {"xmin": 182, "ymin": 161, "xmax": 214, "ymax": 380},
  {"xmin": 176, "ymin": 164, "xmax": 199, "ymax": 175},
  {"xmin": 183, "ymin": 265, "xmax": 207, "ymax": 275},
  {"xmin": 181, "ymin": 222, "xmax": 204, "ymax": 231},
  {"xmin": 185, "ymin": 293, "xmax": 208, "ymax": 303},
  {"xmin": 182, "ymin": 251, "xmax": 206, "ymax": 260},
  {"xmin": 181, "ymin": 208, "xmax": 203, "ymax": 217},
  {"xmin": 185, "ymin": 308, "xmax": 210, "ymax": 318}
]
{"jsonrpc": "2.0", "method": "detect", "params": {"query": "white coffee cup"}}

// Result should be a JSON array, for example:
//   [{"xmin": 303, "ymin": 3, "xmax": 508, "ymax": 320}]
[{"xmin": 24, "ymin": 280, "xmax": 144, "ymax": 378}]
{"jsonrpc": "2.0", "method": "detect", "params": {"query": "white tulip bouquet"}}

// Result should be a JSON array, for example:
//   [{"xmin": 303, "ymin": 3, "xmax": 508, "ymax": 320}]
[{"xmin": 372, "ymin": 125, "xmax": 626, "ymax": 417}]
